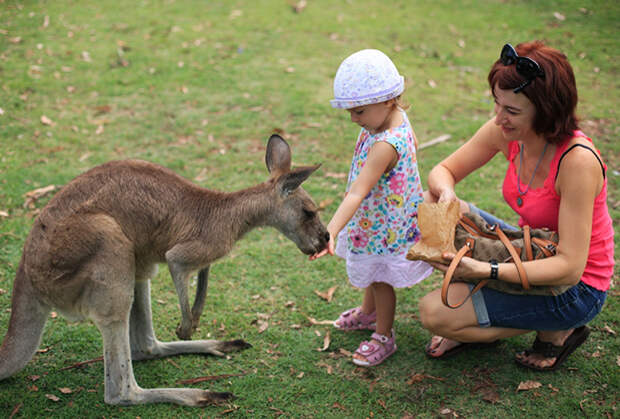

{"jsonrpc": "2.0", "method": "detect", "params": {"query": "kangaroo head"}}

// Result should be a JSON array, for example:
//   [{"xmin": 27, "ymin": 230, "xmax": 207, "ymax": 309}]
[{"xmin": 265, "ymin": 134, "xmax": 329, "ymax": 255}]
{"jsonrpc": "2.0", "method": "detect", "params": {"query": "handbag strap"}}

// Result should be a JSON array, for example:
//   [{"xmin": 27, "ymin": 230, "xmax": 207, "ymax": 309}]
[
  {"xmin": 441, "ymin": 224, "xmax": 531, "ymax": 309},
  {"xmin": 495, "ymin": 227, "xmax": 530, "ymax": 289},
  {"xmin": 441, "ymin": 243, "xmax": 488, "ymax": 309},
  {"xmin": 459, "ymin": 215, "xmax": 497, "ymax": 239},
  {"xmin": 531, "ymin": 237, "xmax": 557, "ymax": 258},
  {"xmin": 523, "ymin": 225, "xmax": 533, "ymax": 261}
]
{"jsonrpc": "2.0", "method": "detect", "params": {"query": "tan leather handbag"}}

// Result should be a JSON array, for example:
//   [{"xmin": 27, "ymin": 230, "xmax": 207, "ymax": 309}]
[{"xmin": 440, "ymin": 212, "xmax": 570, "ymax": 308}]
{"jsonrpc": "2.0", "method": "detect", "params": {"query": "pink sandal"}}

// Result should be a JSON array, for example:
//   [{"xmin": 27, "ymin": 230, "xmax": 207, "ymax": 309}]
[
  {"xmin": 334, "ymin": 307, "xmax": 376, "ymax": 331},
  {"xmin": 353, "ymin": 330, "xmax": 397, "ymax": 367}
]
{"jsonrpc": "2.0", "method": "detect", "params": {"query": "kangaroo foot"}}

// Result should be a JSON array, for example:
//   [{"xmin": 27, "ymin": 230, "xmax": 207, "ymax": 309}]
[{"xmin": 218, "ymin": 339, "xmax": 252, "ymax": 353}]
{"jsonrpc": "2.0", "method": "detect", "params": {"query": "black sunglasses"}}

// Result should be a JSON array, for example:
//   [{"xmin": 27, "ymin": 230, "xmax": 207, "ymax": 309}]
[{"xmin": 500, "ymin": 44, "xmax": 545, "ymax": 93}]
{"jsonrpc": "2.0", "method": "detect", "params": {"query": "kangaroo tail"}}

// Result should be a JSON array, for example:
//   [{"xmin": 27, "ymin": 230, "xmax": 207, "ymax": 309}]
[{"xmin": 0, "ymin": 260, "xmax": 50, "ymax": 380}]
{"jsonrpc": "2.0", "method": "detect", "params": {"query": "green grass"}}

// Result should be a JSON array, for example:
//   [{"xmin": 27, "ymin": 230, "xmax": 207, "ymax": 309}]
[{"xmin": 1, "ymin": 0, "xmax": 618, "ymax": 417}]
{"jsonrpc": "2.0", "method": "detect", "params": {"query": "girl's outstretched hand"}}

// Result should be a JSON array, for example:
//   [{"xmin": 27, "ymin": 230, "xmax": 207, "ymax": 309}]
[{"xmin": 309, "ymin": 234, "xmax": 335, "ymax": 260}]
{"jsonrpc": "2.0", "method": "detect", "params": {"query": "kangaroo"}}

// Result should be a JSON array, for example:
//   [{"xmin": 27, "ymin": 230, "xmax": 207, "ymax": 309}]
[{"xmin": 0, "ymin": 134, "xmax": 329, "ymax": 407}]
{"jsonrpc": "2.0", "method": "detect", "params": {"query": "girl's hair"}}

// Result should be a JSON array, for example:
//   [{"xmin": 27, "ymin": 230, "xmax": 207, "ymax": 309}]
[
  {"xmin": 488, "ymin": 41, "xmax": 579, "ymax": 144},
  {"xmin": 394, "ymin": 94, "xmax": 410, "ymax": 111}
]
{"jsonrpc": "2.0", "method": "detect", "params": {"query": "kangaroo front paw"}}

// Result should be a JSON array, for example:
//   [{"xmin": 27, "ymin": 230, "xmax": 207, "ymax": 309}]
[{"xmin": 176, "ymin": 323, "xmax": 196, "ymax": 340}]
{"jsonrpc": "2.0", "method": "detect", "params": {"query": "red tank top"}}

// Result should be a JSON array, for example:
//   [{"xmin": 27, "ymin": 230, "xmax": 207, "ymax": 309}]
[{"xmin": 502, "ymin": 132, "xmax": 614, "ymax": 291}]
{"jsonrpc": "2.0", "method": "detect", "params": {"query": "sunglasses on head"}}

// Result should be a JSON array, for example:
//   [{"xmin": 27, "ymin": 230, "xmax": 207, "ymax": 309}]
[{"xmin": 500, "ymin": 44, "xmax": 545, "ymax": 93}]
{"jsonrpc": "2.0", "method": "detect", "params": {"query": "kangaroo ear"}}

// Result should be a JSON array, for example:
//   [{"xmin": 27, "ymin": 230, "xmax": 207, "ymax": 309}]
[
  {"xmin": 278, "ymin": 164, "xmax": 321, "ymax": 197},
  {"xmin": 265, "ymin": 134, "xmax": 292, "ymax": 175}
]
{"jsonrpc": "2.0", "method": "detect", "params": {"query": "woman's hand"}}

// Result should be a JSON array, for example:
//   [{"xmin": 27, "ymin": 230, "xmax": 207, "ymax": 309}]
[
  {"xmin": 428, "ymin": 253, "xmax": 489, "ymax": 279},
  {"xmin": 309, "ymin": 233, "xmax": 335, "ymax": 260},
  {"xmin": 437, "ymin": 188, "xmax": 458, "ymax": 204}
]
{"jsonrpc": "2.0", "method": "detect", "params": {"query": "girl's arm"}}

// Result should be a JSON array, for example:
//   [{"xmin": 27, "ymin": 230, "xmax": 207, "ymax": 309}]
[
  {"xmin": 430, "ymin": 139, "xmax": 604, "ymax": 286},
  {"xmin": 428, "ymin": 119, "xmax": 506, "ymax": 202},
  {"xmin": 309, "ymin": 141, "xmax": 398, "ymax": 259}
]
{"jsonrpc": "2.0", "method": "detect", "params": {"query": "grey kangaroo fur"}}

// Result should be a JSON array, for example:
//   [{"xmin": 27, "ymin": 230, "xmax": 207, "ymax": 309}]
[{"xmin": 0, "ymin": 134, "xmax": 329, "ymax": 406}]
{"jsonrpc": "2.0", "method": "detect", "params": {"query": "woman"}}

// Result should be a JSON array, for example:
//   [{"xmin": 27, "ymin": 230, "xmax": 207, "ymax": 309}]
[{"xmin": 419, "ymin": 41, "xmax": 614, "ymax": 371}]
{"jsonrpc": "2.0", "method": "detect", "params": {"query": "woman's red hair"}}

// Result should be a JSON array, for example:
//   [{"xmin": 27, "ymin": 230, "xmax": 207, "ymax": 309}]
[{"xmin": 488, "ymin": 41, "xmax": 579, "ymax": 143}]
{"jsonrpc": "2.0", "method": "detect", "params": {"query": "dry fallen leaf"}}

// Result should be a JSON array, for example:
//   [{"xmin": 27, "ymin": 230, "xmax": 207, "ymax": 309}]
[
  {"xmin": 602, "ymin": 325, "xmax": 616, "ymax": 335},
  {"xmin": 553, "ymin": 12, "xmax": 566, "ymax": 21},
  {"xmin": 0, "ymin": 210, "xmax": 8, "ymax": 218},
  {"xmin": 293, "ymin": 0, "xmax": 307, "ymax": 13},
  {"xmin": 439, "ymin": 408, "xmax": 458, "ymax": 418},
  {"xmin": 331, "ymin": 401, "xmax": 345, "ymax": 410},
  {"xmin": 40, "ymin": 115, "xmax": 53, "ymax": 126},
  {"xmin": 317, "ymin": 331, "xmax": 331, "ymax": 351},
  {"xmin": 306, "ymin": 316, "xmax": 335, "ymax": 326},
  {"xmin": 339, "ymin": 348, "xmax": 353, "ymax": 357},
  {"xmin": 9, "ymin": 403, "xmax": 22, "ymax": 419},
  {"xmin": 58, "ymin": 387, "xmax": 73, "ymax": 394},
  {"xmin": 23, "ymin": 185, "xmax": 56, "ymax": 208},
  {"xmin": 517, "ymin": 380, "xmax": 542, "ymax": 391},
  {"xmin": 45, "ymin": 394, "xmax": 60, "ymax": 402},
  {"xmin": 314, "ymin": 286, "xmax": 337, "ymax": 302},
  {"xmin": 407, "ymin": 372, "xmax": 446, "ymax": 385},
  {"xmin": 257, "ymin": 320, "xmax": 269, "ymax": 333},
  {"xmin": 616, "ymin": 355, "xmax": 620, "ymax": 367},
  {"xmin": 476, "ymin": 385, "xmax": 500, "ymax": 404},
  {"xmin": 317, "ymin": 361, "xmax": 333, "ymax": 374}
]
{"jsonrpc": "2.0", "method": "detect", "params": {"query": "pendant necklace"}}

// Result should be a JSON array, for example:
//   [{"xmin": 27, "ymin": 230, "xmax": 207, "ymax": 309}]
[{"xmin": 516, "ymin": 142, "xmax": 548, "ymax": 207}]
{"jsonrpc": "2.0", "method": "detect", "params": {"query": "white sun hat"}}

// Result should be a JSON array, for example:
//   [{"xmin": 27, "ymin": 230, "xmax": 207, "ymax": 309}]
[{"xmin": 330, "ymin": 49, "xmax": 405, "ymax": 109}]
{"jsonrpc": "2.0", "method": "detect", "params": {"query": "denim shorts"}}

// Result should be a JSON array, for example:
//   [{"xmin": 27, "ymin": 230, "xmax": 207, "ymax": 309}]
[
  {"xmin": 464, "ymin": 203, "xmax": 607, "ymax": 330},
  {"xmin": 470, "ymin": 281, "xmax": 607, "ymax": 330}
]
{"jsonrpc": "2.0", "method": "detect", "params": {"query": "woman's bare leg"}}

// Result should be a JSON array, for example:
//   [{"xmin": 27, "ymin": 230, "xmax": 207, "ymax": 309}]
[{"xmin": 419, "ymin": 285, "xmax": 528, "ymax": 356}]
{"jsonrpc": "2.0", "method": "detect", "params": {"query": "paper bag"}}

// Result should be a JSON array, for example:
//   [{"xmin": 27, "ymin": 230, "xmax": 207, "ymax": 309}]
[{"xmin": 406, "ymin": 201, "xmax": 460, "ymax": 263}]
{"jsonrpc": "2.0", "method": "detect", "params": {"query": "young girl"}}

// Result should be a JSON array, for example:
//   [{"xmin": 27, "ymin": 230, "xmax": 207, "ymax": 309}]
[{"xmin": 310, "ymin": 49, "xmax": 433, "ymax": 366}]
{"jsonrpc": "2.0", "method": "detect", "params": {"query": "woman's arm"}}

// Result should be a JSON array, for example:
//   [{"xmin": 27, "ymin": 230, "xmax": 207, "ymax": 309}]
[
  {"xmin": 309, "ymin": 141, "xmax": 398, "ymax": 259},
  {"xmin": 428, "ymin": 119, "xmax": 506, "ymax": 202}
]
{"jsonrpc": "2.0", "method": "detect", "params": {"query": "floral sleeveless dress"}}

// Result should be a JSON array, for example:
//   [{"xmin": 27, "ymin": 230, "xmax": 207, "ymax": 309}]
[{"xmin": 335, "ymin": 111, "xmax": 433, "ymax": 288}]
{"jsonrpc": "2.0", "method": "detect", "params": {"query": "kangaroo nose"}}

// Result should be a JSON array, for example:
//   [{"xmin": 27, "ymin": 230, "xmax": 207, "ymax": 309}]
[{"xmin": 324, "ymin": 232, "xmax": 331, "ymax": 242}]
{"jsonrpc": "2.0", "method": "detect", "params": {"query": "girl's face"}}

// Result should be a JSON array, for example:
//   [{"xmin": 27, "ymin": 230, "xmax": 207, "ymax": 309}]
[
  {"xmin": 347, "ymin": 101, "xmax": 395, "ymax": 134},
  {"xmin": 493, "ymin": 84, "xmax": 538, "ymax": 142}
]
